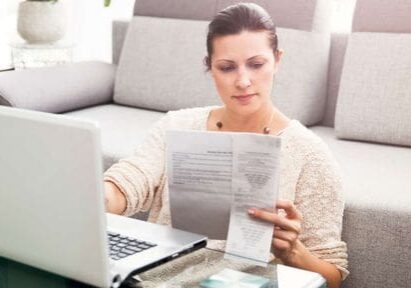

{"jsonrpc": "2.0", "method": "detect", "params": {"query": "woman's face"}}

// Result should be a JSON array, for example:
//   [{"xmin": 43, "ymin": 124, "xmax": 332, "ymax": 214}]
[{"xmin": 210, "ymin": 31, "xmax": 282, "ymax": 116}]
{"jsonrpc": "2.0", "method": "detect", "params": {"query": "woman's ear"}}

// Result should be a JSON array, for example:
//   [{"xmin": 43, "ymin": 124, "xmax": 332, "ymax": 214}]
[
  {"xmin": 204, "ymin": 56, "xmax": 211, "ymax": 71},
  {"xmin": 273, "ymin": 49, "xmax": 284, "ymax": 73},
  {"xmin": 275, "ymin": 49, "xmax": 283, "ymax": 64}
]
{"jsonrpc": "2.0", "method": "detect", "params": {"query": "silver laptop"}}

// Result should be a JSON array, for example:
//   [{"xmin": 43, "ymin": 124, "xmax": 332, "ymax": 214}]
[{"xmin": 0, "ymin": 106, "xmax": 207, "ymax": 288}]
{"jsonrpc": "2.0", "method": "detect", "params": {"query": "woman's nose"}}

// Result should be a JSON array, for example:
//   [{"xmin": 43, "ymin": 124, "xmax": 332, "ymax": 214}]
[{"xmin": 235, "ymin": 69, "xmax": 251, "ymax": 90}]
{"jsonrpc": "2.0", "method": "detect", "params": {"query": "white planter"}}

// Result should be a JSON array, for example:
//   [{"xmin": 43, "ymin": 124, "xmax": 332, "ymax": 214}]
[{"xmin": 17, "ymin": 1, "xmax": 68, "ymax": 44}]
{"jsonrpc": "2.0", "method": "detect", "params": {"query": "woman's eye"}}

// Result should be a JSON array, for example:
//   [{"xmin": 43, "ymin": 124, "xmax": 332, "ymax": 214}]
[
  {"xmin": 249, "ymin": 62, "xmax": 264, "ymax": 69},
  {"xmin": 219, "ymin": 66, "xmax": 235, "ymax": 72}
]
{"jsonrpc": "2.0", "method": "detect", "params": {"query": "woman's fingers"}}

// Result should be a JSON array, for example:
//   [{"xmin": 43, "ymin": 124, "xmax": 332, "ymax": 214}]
[
  {"xmin": 273, "ymin": 228, "xmax": 299, "ymax": 243},
  {"xmin": 272, "ymin": 237, "xmax": 291, "ymax": 251},
  {"xmin": 276, "ymin": 199, "xmax": 302, "ymax": 220},
  {"xmin": 248, "ymin": 200, "xmax": 304, "ymax": 263},
  {"xmin": 249, "ymin": 208, "xmax": 301, "ymax": 234}
]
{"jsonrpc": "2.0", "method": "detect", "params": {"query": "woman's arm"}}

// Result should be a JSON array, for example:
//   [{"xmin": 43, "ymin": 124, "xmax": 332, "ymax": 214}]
[
  {"xmin": 283, "ymin": 240, "xmax": 342, "ymax": 288},
  {"xmin": 249, "ymin": 200, "xmax": 342, "ymax": 288},
  {"xmin": 103, "ymin": 115, "xmax": 168, "ymax": 216},
  {"xmin": 104, "ymin": 181, "xmax": 127, "ymax": 214}
]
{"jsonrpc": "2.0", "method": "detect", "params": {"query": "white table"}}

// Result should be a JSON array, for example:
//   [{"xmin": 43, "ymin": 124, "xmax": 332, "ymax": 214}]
[{"xmin": 10, "ymin": 42, "xmax": 74, "ymax": 70}]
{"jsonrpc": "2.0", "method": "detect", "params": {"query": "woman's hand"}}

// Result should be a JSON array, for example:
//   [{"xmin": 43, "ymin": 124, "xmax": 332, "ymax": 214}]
[
  {"xmin": 249, "ymin": 200, "xmax": 343, "ymax": 288},
  {"xmin": 248, "ymin": 199, "xmax": 303, "ymax": 265}
]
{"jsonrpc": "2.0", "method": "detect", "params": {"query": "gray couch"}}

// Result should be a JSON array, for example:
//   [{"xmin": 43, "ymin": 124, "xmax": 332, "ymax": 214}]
[{"xmin": 1, "ymin": 0, "xmax": 410, "ymax": 287}]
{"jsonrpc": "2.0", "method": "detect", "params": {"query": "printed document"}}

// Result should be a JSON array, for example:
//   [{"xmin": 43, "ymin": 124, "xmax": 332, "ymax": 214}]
[{"xmin": 167, "ymin": 130, "xmax": 281, "ymax": 264}]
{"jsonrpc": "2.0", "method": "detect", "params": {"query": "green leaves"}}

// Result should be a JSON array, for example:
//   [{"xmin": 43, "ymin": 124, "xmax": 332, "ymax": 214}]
[{"xmin": 104, "ymin": 0, "xmax": 111, "ymax": 7}]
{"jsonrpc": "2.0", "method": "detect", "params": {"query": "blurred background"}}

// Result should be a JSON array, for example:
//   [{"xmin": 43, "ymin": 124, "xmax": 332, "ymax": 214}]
[{"xmin": 0, "ymin": 0, "xmax": 356, "ymax": 70}]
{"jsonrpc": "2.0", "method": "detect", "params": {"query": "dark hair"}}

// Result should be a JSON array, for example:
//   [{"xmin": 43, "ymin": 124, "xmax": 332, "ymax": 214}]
[{"xmin": 205, "ymin": 3, "xmax": 278, "ymax": 70}]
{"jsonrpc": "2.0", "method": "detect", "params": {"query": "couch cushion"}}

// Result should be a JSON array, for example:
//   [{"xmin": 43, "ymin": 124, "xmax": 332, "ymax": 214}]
[
  {"xmin": 114, "ymin": 16, "xmax": 219, "ymax": 112},
  {"xmin": 134, "ymin": 0, "xmax": 331, "ymax": 32},
  {"xmin": 311, "ymin": 126, "xmax": 411, "ymax": 211},
  {"xmin": 134, "ymin": 0, "xmax": 218, "ymax": 21},
  {"xmin": 335, "ymin": 33, "xmax": 411, "ymax": 146},
  {"xmin": 0, "ymin": 62, "xmax": 115, "ymax": 113},
  {"xmin": 322, "ymin": 33, "xmax": 349, "ymax": 127},
  {"xmin": 217, "ymin": 0, "xmax": 331, "ymax": 32},
  {"xmin": 353, "ymin": 0, "xmax": 411, "ymax": 33},
  {"xmin": 64, "ymin": 104, "xmax": 165, "ymax": 170},
  {"xmin": 115, "ymin": 16, "xmax": 330, "ymax": 126},
  {"xmin": 274, "ymin": 28, "xmax": 330, "ymax": 126},
  {"xmin": 311, "ymin": 125, "xmax": 411, "ymax": 288},
  {"xmin": 112, "ymin": 21, "xmax": 129, "ymax": 65}
]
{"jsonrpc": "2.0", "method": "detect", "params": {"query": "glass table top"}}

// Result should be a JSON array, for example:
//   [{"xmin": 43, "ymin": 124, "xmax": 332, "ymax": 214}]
[
  {"xmin": 132, "ymin": 248, "xmax": 326, "ymax": 288},
  {"xmin": 0, "ymin": 248, "xmax": 326, "ymax": 288},
  {"xmin": 133, "ymin": 247, "xmax": 278, "ymax": 287}
]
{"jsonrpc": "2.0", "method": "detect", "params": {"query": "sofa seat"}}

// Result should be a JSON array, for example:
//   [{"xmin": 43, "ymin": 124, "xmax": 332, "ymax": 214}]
[
  {"xmin": 311, "ymin": 125, "xmax": 411, "ymax": 288},
  {"xmin": 65, "ymin": 104, "xmax": 165, "ymax": 169},
  {"xmin": 311, "ymin": 126, "xmax": 411, "ymax": 211}
]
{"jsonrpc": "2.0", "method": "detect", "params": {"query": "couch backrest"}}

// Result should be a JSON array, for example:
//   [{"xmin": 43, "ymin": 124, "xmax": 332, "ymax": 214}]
[
  {"xmin": 322, "ymin": 0, "xmax": 411, "ymax": 128},
  {"xmin": 333, "ymin": 0, "xmax": 411, "ymax": 147},
  {"xmin": 112, "ymin": 21, "xmax": 129, "ymax": 66},
  {"xmin": 113, "ymin": 0, "xmax": 332, "ymax": 126},
  {"xmin": 337, "ymin": 2, "xmax": 411, "ymax": 285},
  {"xmin": 352, "ymin": 0, "xmax": 411, "ymax": 33},
  {"xmin": 133, "ymin": 0, "xmax": 331, "ymax": 32},
  {"xmin": 113, "ymin": 0, "xmax": 332, "ymax": 64},
  {"xmin": 321, "ymin": 32, "xmax": 349, "ymax": 127}
]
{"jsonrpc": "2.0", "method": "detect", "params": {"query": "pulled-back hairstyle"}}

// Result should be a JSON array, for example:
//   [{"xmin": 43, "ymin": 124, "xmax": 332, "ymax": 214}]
[{"xmin": 205, "ymin": 3, "xmax": 278, "ymax": 70}]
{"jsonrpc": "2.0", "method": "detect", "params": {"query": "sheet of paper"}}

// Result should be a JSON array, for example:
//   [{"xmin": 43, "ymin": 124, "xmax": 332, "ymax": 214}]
[
  {"xmin": 225, "ymin": 134, "xmax": 281, "ymax": 264},
  {"xmin": 167, "ymin": 130, "xmax": 233, "ymax": 239},
  {"xmin": 167, "ymin": 130, "xmax": 281, "ymax": 262}
]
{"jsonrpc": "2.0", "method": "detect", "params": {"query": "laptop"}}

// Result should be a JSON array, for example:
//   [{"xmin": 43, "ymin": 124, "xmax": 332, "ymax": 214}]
[{"xmin": 0, "ymin": 106, "xmax": 207, "ymax": 288}]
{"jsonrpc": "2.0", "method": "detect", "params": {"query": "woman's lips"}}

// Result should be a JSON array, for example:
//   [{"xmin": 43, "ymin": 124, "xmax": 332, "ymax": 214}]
[{"xmin": 232, "ymin": 93, "xmax": 257, "ymax": 104}]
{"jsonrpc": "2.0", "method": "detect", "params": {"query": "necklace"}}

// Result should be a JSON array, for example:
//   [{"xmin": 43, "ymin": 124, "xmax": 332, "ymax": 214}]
[{"xmin": 216, "ymin": 110, "xmax": 274, "ymax": 134}]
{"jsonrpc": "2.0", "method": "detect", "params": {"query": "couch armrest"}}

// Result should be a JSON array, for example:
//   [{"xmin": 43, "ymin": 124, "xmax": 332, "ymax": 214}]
[{"xmin": 0, "ymin": 61, "xmax": 116, "ymax": 113}]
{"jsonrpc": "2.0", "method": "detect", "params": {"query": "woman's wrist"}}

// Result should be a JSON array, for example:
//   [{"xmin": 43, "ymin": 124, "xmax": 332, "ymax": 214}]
[
  {"xmin": 280, "ymin": 239, "xmax": 307, "ymax": 267},
  {"xmin": 280, "ymin": 240, "xmax": 342, "ymax": 288}
]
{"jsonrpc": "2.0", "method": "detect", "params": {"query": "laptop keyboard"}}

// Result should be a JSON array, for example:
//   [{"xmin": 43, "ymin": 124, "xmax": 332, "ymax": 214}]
[{"xmin": 108, "ymin": 232, "xmax": 157, "ymax": 261}]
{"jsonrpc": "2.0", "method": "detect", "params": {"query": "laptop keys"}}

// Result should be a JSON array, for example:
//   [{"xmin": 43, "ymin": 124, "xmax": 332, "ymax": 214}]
[
  {"xmin": 121, "ymin": 248, "xmax": 136, "ymax": 255},
  {"xmin": 128, "ymin": 246, "xmax": 143, "ymax": 253},
  {"xmin": 107, "ymin": 232, "xmax": 157, "ymax": 261}
]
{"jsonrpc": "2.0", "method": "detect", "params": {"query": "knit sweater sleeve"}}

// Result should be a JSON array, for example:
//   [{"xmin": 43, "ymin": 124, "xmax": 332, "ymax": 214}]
[
  {"xmin": 294, "ymin": 138, "xmax": 349, "ymax": 280},
  {"xmin": 103, "ymin": 115, "xmax": 168, "ymax": 216}
]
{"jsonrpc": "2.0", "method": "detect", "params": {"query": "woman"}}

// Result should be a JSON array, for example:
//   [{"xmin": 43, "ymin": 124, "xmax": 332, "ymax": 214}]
[{"xmin": 104, "ymin": 3, "xmax": 348, "ymax": 287}]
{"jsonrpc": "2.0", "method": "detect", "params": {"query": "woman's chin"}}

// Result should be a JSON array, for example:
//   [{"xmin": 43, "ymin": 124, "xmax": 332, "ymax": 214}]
[{"xmin": 229, "ymin": 101, "xmax": 263, "ymax": 116}]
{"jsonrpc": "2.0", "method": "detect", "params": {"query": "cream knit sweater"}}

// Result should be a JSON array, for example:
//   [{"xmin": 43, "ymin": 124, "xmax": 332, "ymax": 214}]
[{"xmin": 104, "ymin": 106, "xmax": 349, "ymax": 279}]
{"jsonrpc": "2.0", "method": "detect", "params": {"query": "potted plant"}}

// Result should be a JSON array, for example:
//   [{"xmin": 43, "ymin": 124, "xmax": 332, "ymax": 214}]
[{"xmin": 17, "ymin": 0, "xmax": 67, "ymax": 44}]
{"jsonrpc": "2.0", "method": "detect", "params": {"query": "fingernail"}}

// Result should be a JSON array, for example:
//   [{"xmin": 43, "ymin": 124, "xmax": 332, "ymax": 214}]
[{"xmin": 248, "ymin": 209, "xmax": 255, "ymax": 215}]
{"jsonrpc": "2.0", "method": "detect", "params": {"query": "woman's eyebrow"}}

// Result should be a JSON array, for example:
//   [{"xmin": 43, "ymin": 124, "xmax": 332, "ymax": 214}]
[
  {"xmin": 215, "ymin": 55, "xmax": 266, "ymax": 63},
  {"xmin": 247, "ymin": 55, "xmax": 265, "ymax": 61},
  {"xmin": 215, "ymin": 59, "xmax": 236, "ymax": 64}
]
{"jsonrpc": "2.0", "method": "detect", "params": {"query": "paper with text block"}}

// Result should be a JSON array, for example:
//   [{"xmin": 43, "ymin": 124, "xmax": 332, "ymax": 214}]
[
  {"xmin": 167, "ymin": 130, "xmax": 281, "ymax": 263},
  {"xmin": 225, "ymin": 134, "xmax": 281, "ymax": 264}
]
